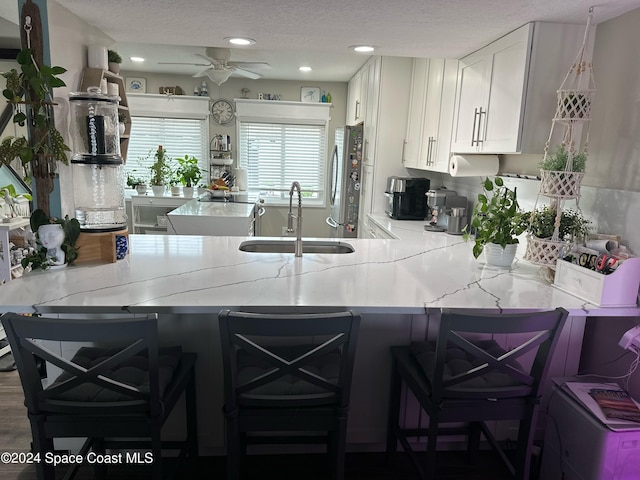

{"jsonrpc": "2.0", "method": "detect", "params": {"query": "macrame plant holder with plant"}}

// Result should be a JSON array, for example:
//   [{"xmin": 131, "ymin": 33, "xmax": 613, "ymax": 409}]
[{"xmin": 525, "ymin": 7, "xmax": 596, "ymax": 278}]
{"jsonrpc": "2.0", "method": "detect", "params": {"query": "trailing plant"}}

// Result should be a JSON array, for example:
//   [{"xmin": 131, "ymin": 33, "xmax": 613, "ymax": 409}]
[
  {"xmin": 539, "ymin": 144, "xmax": 586, "ymax": 172},
  {"xmin": 149, "ymin": 145, "xmax": 171, "ymax": 186},
  {"xmin": 0, "ymin": 49, "xmax": 70, "ymax": 173},
  {"xmin": 175, "ymin": 155, "xmax": 203, "ymax": 187},
  {"xmin": 21, "ymin": 209, "xmax": 80, "ymax": 270},
  {"xmin": 463, "ymin": 177, "xmax": 526, "ymax": 259},
  {"xmin": 521, "ymin": 205, "xmax": 591, "ymax": 242},
  {"xmin": 107, "ymin": 49, "xmax": 122, "ymax": 64}
]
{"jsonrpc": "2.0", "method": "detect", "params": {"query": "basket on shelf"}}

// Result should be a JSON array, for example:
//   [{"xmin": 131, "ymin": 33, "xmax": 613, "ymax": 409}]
[
  {"xmin": 539, "ymin": 170, "xmax": 585, "ymax": 198},
  {"xmin": 524, "ymin": 234, "xmax": 574, "ymax": 268}
]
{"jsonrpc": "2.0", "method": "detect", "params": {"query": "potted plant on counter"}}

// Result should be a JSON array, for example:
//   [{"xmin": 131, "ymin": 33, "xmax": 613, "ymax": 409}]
[
  {"xmin": 463, "ymin": 177, "xmax": 526, "ymax": 268},
  {"xmin": 149, "ymin": 145, "xmax": 171, "ymax": 196},
  {"xmin": 175, "ymin": 155, "xmax": 203, "ymax": 197}
]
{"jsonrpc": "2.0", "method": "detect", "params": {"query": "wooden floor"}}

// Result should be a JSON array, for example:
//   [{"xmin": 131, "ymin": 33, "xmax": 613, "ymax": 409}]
[{"xmin": 0, "ymin": 368, "xmax": 521, "ymax": 479}]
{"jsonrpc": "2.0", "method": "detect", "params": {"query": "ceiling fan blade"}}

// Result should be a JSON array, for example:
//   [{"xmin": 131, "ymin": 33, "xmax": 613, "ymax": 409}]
[
  {"xmin": 158, "ymin": 62, "xmax": 211, "ymax": 66},
  {"xmin": 193, "ymin": 67, "xmax": 213, "ymax": 78},
  {"xmin": 233, "ymin": 67, "xmax": 262, "ymax": 80},
  {"xmin": 228, "ymin": 61, "xmax": 271, "ymax": 70},
  {"xmin": 195, "ymin": 53, "xmax": 219, "ymax": 65}
]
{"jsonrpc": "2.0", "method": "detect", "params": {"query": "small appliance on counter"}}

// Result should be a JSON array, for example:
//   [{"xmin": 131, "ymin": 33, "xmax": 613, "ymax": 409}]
[
  {"xmin": 384, "ymin": 176, "xmax": 430, "ymax": 220},
  {"xmin": 425, "ymin": 189, "xmax": 467, "ymax": 233}
]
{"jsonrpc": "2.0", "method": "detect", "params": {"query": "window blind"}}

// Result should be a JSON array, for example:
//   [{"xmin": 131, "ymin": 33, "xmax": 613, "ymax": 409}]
[
  {"xmin": 238, "ymin": 121, "xmax": 326, "ymax": 204},
  {"xmin": 125, "ymin": 116, "xmax": 208, "ymax": 184}
]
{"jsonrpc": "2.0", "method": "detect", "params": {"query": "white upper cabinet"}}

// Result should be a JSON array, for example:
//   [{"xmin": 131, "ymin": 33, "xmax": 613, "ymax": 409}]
[
  {"xmin": 363, "ymin": 56, "xmax": 380, "ymax": 166},
  {"xmin": 402, "ymin": 58, "xmax": 429, "ymax": 169},
  {"xmin": 346, "ymin": 67, "xmax": 368, "ymax": 126},
  {"xmin": 403, "ymin": 58, "xmax": 458, "ymax": 173},
  {"xmin": 451, "ymin": 22, "xmax": 594, "ymax": 155}
]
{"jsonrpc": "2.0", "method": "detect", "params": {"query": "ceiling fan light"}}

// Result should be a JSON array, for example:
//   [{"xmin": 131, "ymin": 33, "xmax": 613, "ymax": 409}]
[
  {"xmin": 350, "ymin": 45, "xmax": 375, "ymax": 53},
  {"xmin": 226, "ymin": 37, "xmax": 256, "ymax": 46},
  {"xmin": 206, "ymin": 68, "xmax": 233, "ymax": 85}
]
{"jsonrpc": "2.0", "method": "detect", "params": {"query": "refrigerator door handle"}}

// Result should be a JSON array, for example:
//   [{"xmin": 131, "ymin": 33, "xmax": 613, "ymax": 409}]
[{"xmin": 329, "ymin": 144, "xmax": 339, "ymax": 207}]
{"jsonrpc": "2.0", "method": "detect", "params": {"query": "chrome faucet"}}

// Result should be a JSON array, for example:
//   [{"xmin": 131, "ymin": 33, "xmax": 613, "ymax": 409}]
[{"xmin": 287, "ymin": 181, "xmax": 303, "ymax": 257}]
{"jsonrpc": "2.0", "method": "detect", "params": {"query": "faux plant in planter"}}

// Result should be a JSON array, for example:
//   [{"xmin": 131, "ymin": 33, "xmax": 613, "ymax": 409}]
[
  {"xmin": 522, "ymin": 205, "xmax": 591, "ymax": 269},
  {"xmin": 539, "ymin": 144, "xmax": 586, "ymax": 173},
  {"xmin": 463, "ymin": 177, "xmax": 526, "ymax": 267},
  {"xmin": 522, "ymin": 206, "xmax": 591, "ymax": 242},
  {"xmin": 21, "ymin": 209, "xmax": 80, "ymax": 270},
  {"xmin": 175, "ymin": 155, "xmax": 203, "ymax": 188},
  {"xmin": 149, "ymin": 145, "xmax": 171, "ymax": 195},
  {"xmin": 107, "ymin": 49, "xmax": 122, "ymax": 74}
]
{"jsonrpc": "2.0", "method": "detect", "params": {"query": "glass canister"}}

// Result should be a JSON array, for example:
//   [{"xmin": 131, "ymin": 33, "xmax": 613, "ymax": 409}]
[{"xmin": 69, "ymin": 87, "xmax": 126, "ymax": 230}]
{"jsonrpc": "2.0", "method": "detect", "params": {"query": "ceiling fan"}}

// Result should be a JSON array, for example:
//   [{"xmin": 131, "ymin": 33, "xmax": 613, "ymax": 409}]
[{"xmin": 158, "ymin": 47, "xmax": 271, "ymax": 85}]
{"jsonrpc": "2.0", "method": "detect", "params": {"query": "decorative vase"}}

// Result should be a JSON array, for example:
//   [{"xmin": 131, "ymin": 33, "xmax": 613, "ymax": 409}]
[
  {"xmin": 135, "ymin": 184, "xmax": 148, "ymax": 195},
  {"xmin": 88, "ymin": 45, "xmax": 108, "ymax": 69},
  {"xmin": 183, "ymin": 186, "xmax": 194, "ymax": 197},
  {"xmin": 38, "ymin": 224, "xmax": 66, "ymax": 268},
  {"xmin": 108, "ymin": 62, "xmax": 120, "ymax": 74},
  {"xmin": 170, "ymin": 186, "xmax": 181, "ymax": 196},
  {"xmin": 484, "ymin": 243, "xmax": 517, "ymax": 268},
  {"xmin": 115, "ymin": 235, "xmax": 128, "ymax": 260},
  {"xmin": 151, "ymin": 185, "xmax": 165, "ymax": 197}
]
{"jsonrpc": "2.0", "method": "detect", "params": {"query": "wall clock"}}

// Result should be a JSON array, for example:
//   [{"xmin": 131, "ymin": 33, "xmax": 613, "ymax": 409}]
[{"xmin": 211, "ymin": 98, "xmax": 235, "ymax": 125}]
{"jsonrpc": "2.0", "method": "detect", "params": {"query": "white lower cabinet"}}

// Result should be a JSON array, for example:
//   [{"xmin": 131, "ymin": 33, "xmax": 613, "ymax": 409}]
[{"xmin": 131, "ymin": 195, "xmax": 191, "ymax": 234}]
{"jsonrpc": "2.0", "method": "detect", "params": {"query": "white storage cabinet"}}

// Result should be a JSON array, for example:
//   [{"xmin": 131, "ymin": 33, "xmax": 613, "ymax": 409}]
[
  {"xmin": 451, "ymin": 22, "xmax": 594, "ymax": 154},
  {"xmin": 131, "ymin": 195, "xmax": 191, "ymax": 234}
]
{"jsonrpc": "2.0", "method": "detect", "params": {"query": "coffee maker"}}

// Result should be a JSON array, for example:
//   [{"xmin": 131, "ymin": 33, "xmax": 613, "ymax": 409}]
[
  {"xmin": 425, "ymin": 189, "xmax": 467, "ymax": 234},
  {"xmin": 385, "ymin": 177, "xmax": 430, "ymax": 220}
]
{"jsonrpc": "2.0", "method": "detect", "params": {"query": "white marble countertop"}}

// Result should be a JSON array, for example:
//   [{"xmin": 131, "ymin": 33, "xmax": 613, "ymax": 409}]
[{"xmin": 2, "ymin": 226, "xmax": 638, "ymax": 316}]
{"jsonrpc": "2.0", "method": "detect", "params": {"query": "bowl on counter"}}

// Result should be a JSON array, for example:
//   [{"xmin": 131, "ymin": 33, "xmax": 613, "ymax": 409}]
[{"xmin": 206, "ymin": 189, "xmax": 229, "ymax": 198}]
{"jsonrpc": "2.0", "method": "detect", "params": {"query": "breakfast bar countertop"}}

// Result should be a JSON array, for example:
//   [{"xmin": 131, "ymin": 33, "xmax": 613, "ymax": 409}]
[{"xmin": 1, "ymin": 229, "xmax": 637, "ymax": 316}]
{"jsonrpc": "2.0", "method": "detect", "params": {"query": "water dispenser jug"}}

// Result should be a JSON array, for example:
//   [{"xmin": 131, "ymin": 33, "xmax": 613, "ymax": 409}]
[{"xmin": 69, "ymin": 87, "xmax": 126, "ymax": 230}]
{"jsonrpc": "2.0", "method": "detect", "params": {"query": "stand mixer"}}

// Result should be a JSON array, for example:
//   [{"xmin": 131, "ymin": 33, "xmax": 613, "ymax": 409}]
[{"xmin": 425, "ymin": 189, "xmax": 468, "ymax": 234}]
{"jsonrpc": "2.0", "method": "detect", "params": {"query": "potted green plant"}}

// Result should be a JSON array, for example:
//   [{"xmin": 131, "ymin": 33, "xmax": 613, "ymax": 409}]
[
  {"xmin": 463, "ymin": 177, "xmax": 526, "ymax": 267},
  {"xmin": 538, "ymin": 144, "xmax": 587, "ymax": 198},
  {"xmin": 107, "ymin": 49, "xmax": 122, "ymax": 74},
  {"xmin": 522, "ymin": 205, "xmax": 591, "ymax": 268},
  {"xmin": 126, "ymin": 173, "xmax": 148, "ymax": 195},
  {"xmin": 21, "ymin": 209, "xmax": 80, "ymax": 270},
  {"xmin": 175, "ymin": 155, "xmax": 204, "ymax": 197},
  {"xmin": 149, "ymin": 145, "xmax": 171, "ymax": 196},
  {"xmin": 0, "ymin": 49, "xmax": 70, "ymax": 185}
]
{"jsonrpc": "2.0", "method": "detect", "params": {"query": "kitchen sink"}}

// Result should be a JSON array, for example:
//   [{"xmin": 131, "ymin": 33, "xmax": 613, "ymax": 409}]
[{"xmin": 238, "ymin": 239, "xmax": 355, "ymax": 254}]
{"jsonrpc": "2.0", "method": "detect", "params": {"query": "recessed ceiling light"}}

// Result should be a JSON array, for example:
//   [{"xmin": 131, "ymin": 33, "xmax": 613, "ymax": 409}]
[
  {"xmin": 350, "ymin": 45, "xmax": 375, "ymax": 53},
  {"xmin": 130, "ymin": 56, "xmax": 145, "ymax": 62},
  {"xmin": 299, "ymin": 66, "xmax": 312, "ymax": 72},
  {"xmin": 225, "ymin": 37, "xmax": 256, "ymax": 46}
]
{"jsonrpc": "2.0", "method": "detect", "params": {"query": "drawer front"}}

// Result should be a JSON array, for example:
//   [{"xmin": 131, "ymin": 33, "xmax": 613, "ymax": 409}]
[{"xmin": 554, "ymin": 261, "xmax": 604, "ymax": 304}]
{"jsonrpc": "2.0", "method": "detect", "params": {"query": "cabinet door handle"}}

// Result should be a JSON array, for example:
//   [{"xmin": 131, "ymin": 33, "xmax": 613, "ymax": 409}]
[
  {"xmin": 476, "ymin": 107, "xmax": 486, "ymax": 145},
  {"xmin": 364, "ymin": 139, "xmax": 369, "ymax": 163},
  {"xmin": 355, "ymin": 100, "xmax": 360, "ymax": 121},
  {"xmin": 426, "ymin": 136, "xmax": 433, "ymax": 166},
  {"xmin": 471, "ymin": 108, "xmax": 479, "ymax": 146},
  {"xmin": 401, "ymin": 140, "xmax": 407, "ymax": 164},
  {"xmin": 429, "ymin": 137, "xmax": 436, "ymax": 166}
]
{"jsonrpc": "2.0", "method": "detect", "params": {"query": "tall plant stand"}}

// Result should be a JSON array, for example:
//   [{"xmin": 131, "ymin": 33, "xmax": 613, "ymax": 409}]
[{"xmin": 525, "ymin": 8, "xmax": 596, "ymax": 279}]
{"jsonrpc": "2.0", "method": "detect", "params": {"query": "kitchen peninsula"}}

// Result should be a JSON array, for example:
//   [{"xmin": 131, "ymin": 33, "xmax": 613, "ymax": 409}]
[{"xmin": 1, "ymin": 231, "xmax": 638, "ymax": 453}]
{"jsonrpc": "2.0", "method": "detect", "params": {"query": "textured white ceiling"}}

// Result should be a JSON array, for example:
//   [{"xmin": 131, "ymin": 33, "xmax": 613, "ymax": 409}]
[{"xmin": 13, "ymin": 1, "xmax": 640, "ymax": 80}]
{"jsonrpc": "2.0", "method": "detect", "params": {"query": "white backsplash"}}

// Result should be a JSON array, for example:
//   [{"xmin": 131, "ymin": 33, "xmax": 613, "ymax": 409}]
[{"xmin": 440, "ymin": 175, "xmax": 640, "ymax": 254}]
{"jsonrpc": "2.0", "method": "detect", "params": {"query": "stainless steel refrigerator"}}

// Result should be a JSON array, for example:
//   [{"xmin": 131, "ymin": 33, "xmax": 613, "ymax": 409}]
[{"xmin": 326, "ymin": 124, "xmax": 363, "ymax": 238}]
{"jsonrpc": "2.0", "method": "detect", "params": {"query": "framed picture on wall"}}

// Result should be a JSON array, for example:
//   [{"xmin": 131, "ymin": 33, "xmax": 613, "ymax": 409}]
[
  {"xmin": 300, "ymin": 87, "xmax": 320, "ymax": 102},
  {"xmin": 126, "ymin": 77, "xmax": 147, "ymax": 93}
]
